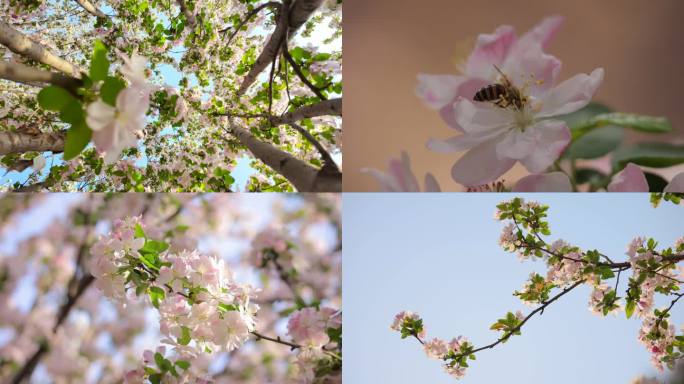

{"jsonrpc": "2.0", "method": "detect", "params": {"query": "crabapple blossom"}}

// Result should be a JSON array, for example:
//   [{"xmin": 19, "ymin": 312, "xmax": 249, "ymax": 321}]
[
  {"xmin": 396, "ymin": 197, "xmax": 683, "ymax": 380},
  {"xmin": 608, "ymin": 163, "xmax": 684, "ymax": 192}
]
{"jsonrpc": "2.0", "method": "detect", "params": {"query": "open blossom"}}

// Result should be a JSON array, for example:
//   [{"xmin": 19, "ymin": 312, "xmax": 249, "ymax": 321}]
[
  {"xmin": 287, "ymin": 307, "xmax": 341, "ymax": 348},
  {"xmin": 362, "ymin": 151, "xmax": 441, "ymax": 192},
  {"xmin": 588, "ymin": 284, "xmax": 619, "ymax": 316},
  {"xmin": 86, "ymin": 87, "xmax": 149, "ymax": 163},
  {"xmin": 418, "ymin": 16, "xmax": 604, "ymax": 186},
  {"xmin": 249, "ymin": 227, "xmax": 291, "ymax": 267},
  {"xmin": 390, "ymin": 311, "xmax": 426, "ymax": 339},
  {"xmin": 423, "ymin": 338, "xmax": 448, "ymax": 359}
]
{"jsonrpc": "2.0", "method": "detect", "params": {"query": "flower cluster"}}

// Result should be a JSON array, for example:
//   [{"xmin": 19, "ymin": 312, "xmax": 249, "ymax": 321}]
[
  {"xmin": 391, "ymin": 311, "xmax": 475, "ymax": 379},
  {"xmin": 90, "ymin": 217, "xmax": 259, "ymax": 382}
]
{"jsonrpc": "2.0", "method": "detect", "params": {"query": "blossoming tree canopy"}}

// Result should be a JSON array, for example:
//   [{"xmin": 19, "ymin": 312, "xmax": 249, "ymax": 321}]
[
  {"xmin": 0, "ymin": 193, "xmax": 341, "ymax": 383},
  {"xmin": 0, "ymin": 0, "xmax": 342, "ymax": 192},
  {"xmin": 366, "ymin": 16, "xmax": 684, "ymax": 192},
  {"xmin": 392, "ymin": 196, "xmax": 683, "ymax": 380}
]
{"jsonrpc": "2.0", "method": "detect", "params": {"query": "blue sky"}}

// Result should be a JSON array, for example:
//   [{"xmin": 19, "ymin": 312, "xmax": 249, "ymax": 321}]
[{"xmin": 343, "ymin": 193, "xmax": 684, "ymax": 384}]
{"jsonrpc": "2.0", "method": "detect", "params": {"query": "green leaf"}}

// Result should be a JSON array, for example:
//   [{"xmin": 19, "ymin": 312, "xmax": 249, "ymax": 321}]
[
  {"xmin": 564, "ymin": 125, "xmax": 624, "ymax": 159},
  {"xmin": 59, "ymin": 100, "xmax": 84, "ymax": 125},
  {"xmin": 63, "ymin": 121, "xmax": 92, "ymax": 160},
  {"xmin": 178, "ymin": 326, "xmax": 191, "ymax": 346},
  {"xmin": 575, "ymin": 168, "xmax": 607, "ymax": 186},
  {"xmin": 100, "ymin": 76, "xmax": 126, "ymax": 106},
  {"xmin": 37, "ymin": 86, "xmax": 76, "ymax": 111},
  {"xmin": 612, "ymin": 143, "xmax": 684, "ymax": 170},
  {"xmin": 134, "ymin": 223, "xmax": 146, "ymax": 239},
  {"xmin": 644, "ymin": 172, "xmax": 669, "ymax": 192},
  {"xmin": 149, "ymin": 374, "xmax": 162, "ymax": 384},
  {"xmin": 90, "ymin": 40, "xmax": 110, "ymax": 82},
  {"xmin": 571, "ymin": 113, "xmax": 672, "ymax": 140},
  {"xmin": 625, "ymin": 300, "xmax": 635, "ymax": 319},
  {"xmin": 175, "ymin": 360, "xmax": 191, "ymax": 370},
  {"xmin": 154, "ymin": 352, "xmax": 165, "ymax": 371},
  {"xmin": 558, "ymin": 102, "xmax": 611, "ymax": 131},
  {"xmin": 218, "ymin": 302, "xmax": 239, "ymax": 312},
  {"xmin": 141, "ymin": 240, "xmax": 169, "ymax": 255},
  {"xmin": 149, "ymin": 286, "xmax": 165, "ymax": 309}
]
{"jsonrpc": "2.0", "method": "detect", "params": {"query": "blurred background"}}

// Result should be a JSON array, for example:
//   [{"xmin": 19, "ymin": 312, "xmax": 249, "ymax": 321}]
[{"xmin": 343, "ymin": 0, "xmax": 684, "ymax": 191}]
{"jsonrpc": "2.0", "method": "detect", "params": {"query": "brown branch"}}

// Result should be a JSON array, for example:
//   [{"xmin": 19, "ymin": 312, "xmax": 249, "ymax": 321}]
[
  {"xmin": 281, "ymin": 43, "xmax": 326, "ymax": 100},
  {"xmin": 288, "ymin": 122, "xmax": 337, "ymax": 170},
  {"xmin": 72, "ymin": 0, "xmax": 107, "ymax": 18},
  {"xmin": 221, "ymin": 2, "xmax": 280, "ymax": 45},
  {"xmin": 271, "ymin": 98, "xmax": 341, "ymax": 125},
  {"xmin": 250, "ymin": 331, "xmax": 301, "ymax": 350},
  {"xmin": 227, "ymin": 119, "xmax": 340, "ymax": 191},
  {"xmin": 0, "ymin": 21, "xmax": 82, "ymax": 77},
  {"xmin": 237, "ymin": 0, "xmax": 325, "ymax": 96},
  {"xmin": 0, "ymin": 60, "xmax": 82, "ymax": 92},
  {"xmin": 176, "ymin": 0, "xmax": 196, "ymax": 27},
  {"xmin": 0, "ymin": 131, "xmax": 66, "ymax": 156}
]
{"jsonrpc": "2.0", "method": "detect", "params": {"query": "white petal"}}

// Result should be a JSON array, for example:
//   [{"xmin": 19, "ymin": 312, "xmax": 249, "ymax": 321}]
[
  {"xmin": 454, "ymin": 98, "xmax": 514, "ymax": 134},
  {"xmin": 518, "ymin": 120, "xmax": 570, "ymax": 173},
  {"xmin": 427, "ymin": 126, "xmax": 507, "ymax": 153},
  {"xmin": 416, "ymin": 74, "xmax": 465, "ymax": 110},
  {"xmin": 538, "ymin": 68, "xmax": 605, "ymax": 117},
  {"xmin": 451, "ymin": 138, "xmax": 516, "ymax": 187},
  {"xmin": 86, "ymin": 100, "xmax": 116, "ymax": 131},
  {"xmin": 517, "ymin": 16, "xmax": 565, "ymax": 51}
]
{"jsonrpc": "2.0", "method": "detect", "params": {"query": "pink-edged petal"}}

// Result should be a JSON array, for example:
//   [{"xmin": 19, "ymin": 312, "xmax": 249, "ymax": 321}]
[
  {"xmin": 451, "ymin": 138, "xmax": 516, "ymax": 187},
  {"xmin": 437, "ymin": 78, "xmax": 490, "ymax": 132},
  {"xmin": 538, "ymin": 68, "xmax": 605, "ymax": 117},
  {"xmin": 513, "ymin": 172, "xmax": 572, "ymax": 192},
  {"xmin": 85, "ymin": 100, "xmax": 116, "ymax": 131},
  {"xmin": 518, "ymin": 120, "xmax": 570, "ymax": 173},
  {"xmin": 664, "ymin": 172, "xmax": 684, "ymax": 192},
  {"xmin": 517, "ymin": 16, "xmax": 565, "ymax": 51},
  {"xmin": 92, "ymin": 122, "xmax": 116, "ymax": 152},
  {"xmin": 427, "ymin": 125, "xmax": 507, "ymax": 153},
  {"xmin": 424, "ymin": 173, "xmax": 441, "ymax": 192},
  {"xmin": 454, "ymin": 97, "xmax": 514, "ymax": 134},
  {"xmin": 388, "ymin": 151, "xmax": 420, "ymax": 192},
  {"xmin": 116, "ymin": 86, "xmax": 150, "ymax": 118},
  {"xmin": 361, "ymin": 168, "xmax": 402, "ymax": 192},
  {"xmin": 496, "ymin": 130, "xmax": 537, "ymax": 160},
  {"xmin": 607, "ymin": 163, "xmax": 649, "ymax": 192},
  {"xmin": 503, "ymin": 43, "xmax": 561, "ymax": 98},
  {"xmin": 465, "ymin": 25, "xmax": 517, "ymax": 79},
  {"xmin": 416, "ymin": 74, "xmax": 465, "ymax": 110}
]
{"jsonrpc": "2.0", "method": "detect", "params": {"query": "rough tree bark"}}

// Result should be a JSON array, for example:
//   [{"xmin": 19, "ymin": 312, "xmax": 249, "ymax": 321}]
[
  {"xmin": 0, "ymin": 21, "xmax": 82, "ymax": 77},
  {"xmin": 0, "ymin": 61, "xmax": 81, "ymax": 92},
  {"xmin": 72, "ymin": 0, "xmax": 107, "ymax": 18},
  {"xmin": 229, "ymin": 120, "xmax": 341, "ymax": 192},
  {"xmin": 271, "ymin": 97, "xmax": 341, "ymax": 125},
  {"xmin": 0, "ymin": 131, "xmax": 66, "ymax": 155},
  {"xmin": 237, "ymin": 0, "xmax": 324, "ymax": 95}
]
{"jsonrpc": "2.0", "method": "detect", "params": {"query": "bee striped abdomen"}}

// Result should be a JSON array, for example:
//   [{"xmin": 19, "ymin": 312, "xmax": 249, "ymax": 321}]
[{"xmin": 473, "ymin": 84, "xmax": 507, "ymax": 102}]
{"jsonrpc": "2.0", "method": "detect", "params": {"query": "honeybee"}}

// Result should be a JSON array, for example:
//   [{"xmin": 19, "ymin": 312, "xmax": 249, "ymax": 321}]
[{"xmin": 473, "ymin": 65, "xmax": 527, "ymax": 110}]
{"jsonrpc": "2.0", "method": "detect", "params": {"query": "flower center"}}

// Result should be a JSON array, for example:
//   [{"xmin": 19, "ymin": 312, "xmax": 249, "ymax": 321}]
[{"xmin": 512, "ymin": 107, "xmax": 535, "ymax": 132}]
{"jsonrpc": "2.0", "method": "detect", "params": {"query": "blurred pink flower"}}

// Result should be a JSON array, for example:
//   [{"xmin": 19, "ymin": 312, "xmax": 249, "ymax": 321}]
[
  {"xmin": 512, "ymin": 172, "xmax": 572, "ymax": 192},
  {"xmin": 86, "ymin": 87, "xmax": 149, "ymax": 163},
  {"xmin": 608, "ymin": 163, "xmax": 684, "ymax": 192},
  {"xmin": 362, "ymin": 151, "xmax": 441, "ymax": 192}
]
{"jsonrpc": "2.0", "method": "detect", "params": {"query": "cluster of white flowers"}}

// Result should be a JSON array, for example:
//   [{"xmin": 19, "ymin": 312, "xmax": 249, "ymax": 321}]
[
  {"xmin": 588, "ymin": 284, "xmax": 620, "ymax": 316},
  {"xmin": 626, "ymin": 237, "xmax": 679, "ymax": 318}
]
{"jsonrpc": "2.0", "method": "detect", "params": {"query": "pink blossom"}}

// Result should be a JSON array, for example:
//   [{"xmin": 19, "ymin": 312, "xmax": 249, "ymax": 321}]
[
  {"xmin": 608, "ymin": 163, "xmax": 684, "ymax": 192},
  {"xmin": 288, "ymin": 307, "xmax": 338, "ymax": 348},
  {"xmin": 418, "ymin": 17, "xmax": 604, "ymax": 186},
  {"xmin": 423, "ymin": 338, "xmax": 448, "ymax": 359},
  {"xmin": 86, "ymin": 87, "xmax": 149, "ymax": 163},
  {"xmin": 362, "ymin": 151, "xmax": 441, "ymax": 192},
  {"xmin": 512, "ymin": 172, "xmax": 572, "ymax": 192}
]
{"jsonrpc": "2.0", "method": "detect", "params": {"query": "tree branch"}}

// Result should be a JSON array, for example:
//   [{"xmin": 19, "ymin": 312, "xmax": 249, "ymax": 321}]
[
  {"xmin": 176, "ymin": 0, "xmax": 196, "ymax": 27},
  {"xmin": 72, "ymin": 0, "xmax": 107, "ymax": 18},
  {"xmin": 250, "ymin": 331, "xmax": 301, "ymax": 350},
  {"xmin": 0, "ymin": 131, "xmax": 66, "ymax": 156},
  {"xmin": 0, "ymin": 60, "xmax": 81, "ymax": 92},
  {"xmin": 0, "ymin": 21, "xmax": 82, "ymax": 77},
  {"xmin": 221, "ymin": 2, "xmax": 280, "ymax": 45},
  {"xmin": 237, "ymin": 0, "xmax": 325, "ymax": 96},
  {"xmin": 271, "ymin": 98, "xmax": 340, "ymax": 125},
  {"xmin": 282, "ymin": 43, "xmax": 327, "ymax": 100},
  {"xmin": 288, "ymin": 122, "xmax": 337, "ymax": 170},
  {"xmin": 227, "ymin": 119, "xmax": 340, "ymax": 191}
]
